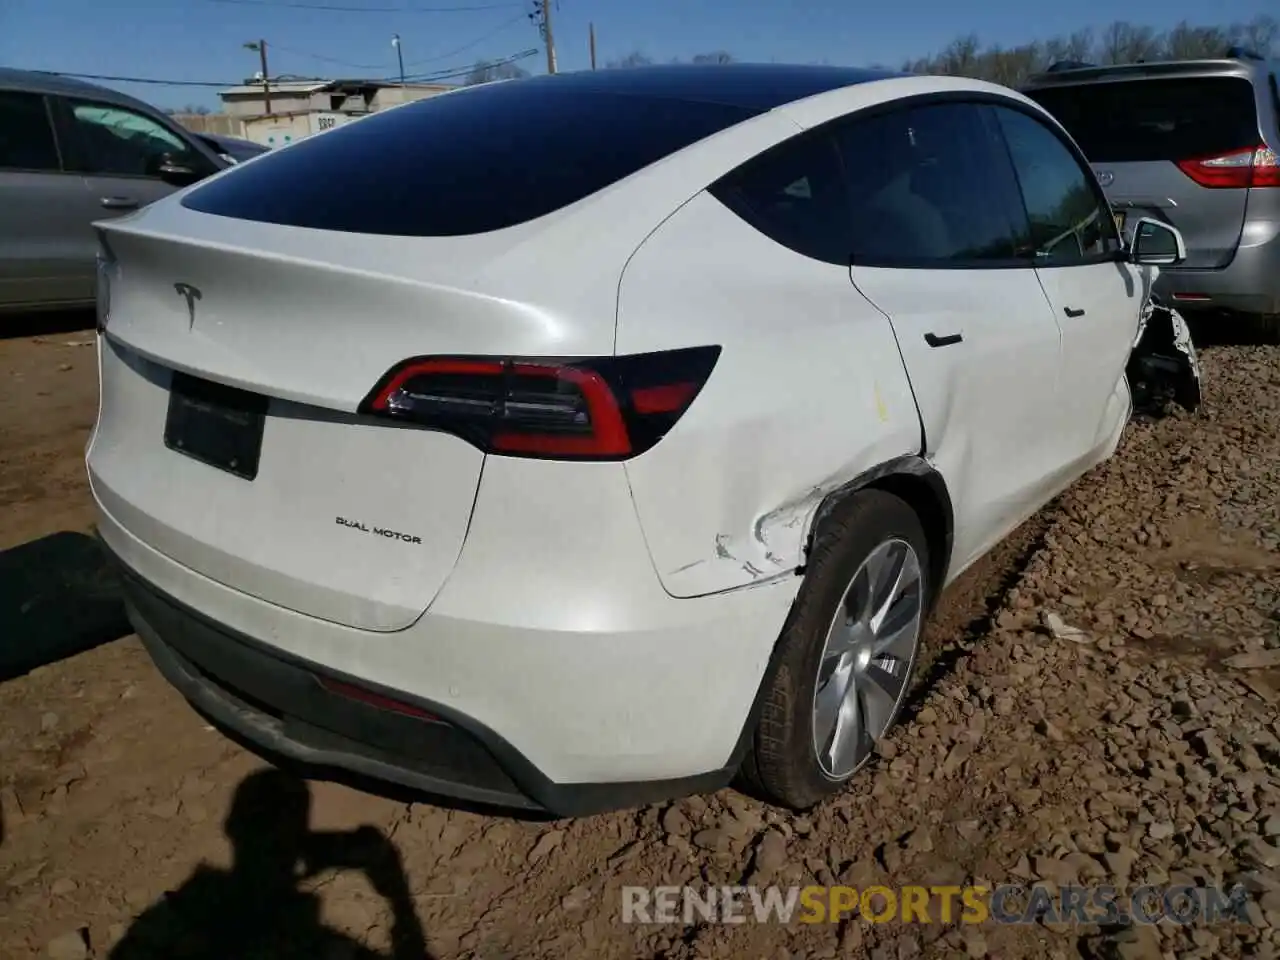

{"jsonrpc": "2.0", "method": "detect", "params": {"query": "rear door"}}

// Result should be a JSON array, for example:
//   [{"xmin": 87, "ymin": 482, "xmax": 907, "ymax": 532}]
[
  {"xmin": 831, "ymin": 101, "xmax": 1068, "ymax": 574},
  {"xmin": 1026, "ymin": 75, "xmax": 1262, "ymax": 269},
  {"xmin": 0, "ymin": 89, "xmax": 99, "ymax": 308},
  {"xmin": 992, "ymin": 103, "xmax": 1143, "ymax": 454},
  {"xmin": 50, "ymin": 95, "xmax": 221, "ymax": 220}
]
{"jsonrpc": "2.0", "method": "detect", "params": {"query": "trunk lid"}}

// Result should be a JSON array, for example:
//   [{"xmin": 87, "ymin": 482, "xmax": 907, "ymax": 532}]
[
  {"xmin": 89, "ymin": 212, "xmax": 617, "ymax": 632},
  {"xmin": 1027, "ymin": 75, "xmax": 1260, "ymax": 270}
]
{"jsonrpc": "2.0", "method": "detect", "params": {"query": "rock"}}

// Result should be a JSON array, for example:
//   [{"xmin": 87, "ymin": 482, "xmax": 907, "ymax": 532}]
[
  {"xmin": 40, "ymin": 712, "xmax": 59, "ymax": 732},
  {"xmin": 1037, "ymin": 718, "xmax": 1066, "ymax": 743},
  {"xmin": 149, "ymin": 798, "xmax": 180, "ymax": 819},
  {"xmin": 661, "ymin": 806, "xmax": 690, "ymax": 837},
  {"xmin": 45, "ymin": 930, "xmax": 88, "ymax": 960},
  {"xmin": 1104, "ymin": 847, "xmax": 1140, "ymax": 882},
  {"xmin": 962, "ymin": 927, "xmax": 988, "ymax": 958},
  {"xmin": 49, "ymin": 877, "xmax": 78, "ymax": 896},
  {"xmin": 561, "ymin": 885, "xmax": 591, "ymax": 911},
  {"xmin": 753, "ymin": 829, "xmax": 788, "ymax": 876},
  {"xmin": 1042, "ymin": 610, "xmax": 1090, "ymax": 644},
  {"xmin": 1112, "ymin": 922, "xmax": 1162, "ymax": 960},
  {"xmin": 1225, "ymin": 650, "xmax": 1280, "ymax": 670},
  {"xmin": 1243, "ymin": 837, "xmax": 1280, "ymax": 870},
  {"xmin": 692, "ymin": 828, "xmax": 730, "ymax": 853},
  {"xmin": 1148, "ymin": 820, "xmax": 1176, "ymax": 841},
  {"xmin": 527, "ymin": 829, "xmax": 563, "ymax": 863}
]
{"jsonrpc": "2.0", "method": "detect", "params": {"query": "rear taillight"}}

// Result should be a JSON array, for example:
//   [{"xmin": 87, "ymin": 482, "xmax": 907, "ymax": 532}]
[
  {"xmin": 359, "ymin": 346, "xmax": 721, "ymax": 460},
  {"xmin": 1176, "ymin": 145, "xmax": 1280, "ymax": 188}
]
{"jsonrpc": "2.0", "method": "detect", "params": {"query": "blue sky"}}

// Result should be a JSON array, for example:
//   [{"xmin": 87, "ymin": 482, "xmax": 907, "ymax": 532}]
[{"xmin": 1, "ymin": 0, "xmax": 1274, "ymax": 110}]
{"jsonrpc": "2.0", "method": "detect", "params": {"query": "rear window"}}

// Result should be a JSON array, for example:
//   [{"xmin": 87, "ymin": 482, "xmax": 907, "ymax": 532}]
[
  {"xmin": 1027, "ymin": 77, "xmax": 1261, "ymax": 162},
  {"xmin": 181, "ymin": 81, "xmax": 758, "ymax": 236}
]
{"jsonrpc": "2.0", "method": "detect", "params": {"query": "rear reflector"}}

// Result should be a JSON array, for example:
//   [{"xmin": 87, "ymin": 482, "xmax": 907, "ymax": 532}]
[
  {"xmin": 1176, "ymin": 145, "xmax": 1280, "ymax": 188},
  {"xmin": 359, "ymin": 346, "xmax": 721, "ymax": 461},
  {"xmin": 317, "ymin": 675, "xmax": 442, "ymax": 722},
  {"xmin": 1171, "ymin": 292, "xmax": 1211, "ymax": 302}
]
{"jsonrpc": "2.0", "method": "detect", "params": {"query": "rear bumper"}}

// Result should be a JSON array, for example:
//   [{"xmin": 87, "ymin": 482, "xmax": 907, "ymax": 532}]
[
  {"xmin": 1155, "ymin": 221, "xmax": 1280, "ymax": 316},
  {"xmin": 121, "ymin": 563, "xmax": 540, "ymax": 811},
  {"xmin": 95, "ymin": 487, "xmax": 798, "ymax": 816}
]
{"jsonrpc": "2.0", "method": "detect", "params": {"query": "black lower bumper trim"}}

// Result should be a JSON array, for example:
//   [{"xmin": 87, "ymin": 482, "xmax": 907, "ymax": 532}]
[{"xmin": 110, "ymin": 550, "xmax": 745, "ymax": 817}]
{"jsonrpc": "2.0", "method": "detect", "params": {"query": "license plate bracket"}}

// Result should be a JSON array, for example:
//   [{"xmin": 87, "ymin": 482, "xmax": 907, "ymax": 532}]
[{"xmin": 164, "ymin": 372, "xmax": 268, "ymax": 481}]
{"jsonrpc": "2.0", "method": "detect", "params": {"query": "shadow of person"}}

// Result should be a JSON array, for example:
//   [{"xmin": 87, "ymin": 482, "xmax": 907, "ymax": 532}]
[{"xmin": 109, "ymin": 769, "xmax": 432, "ymax": 959}]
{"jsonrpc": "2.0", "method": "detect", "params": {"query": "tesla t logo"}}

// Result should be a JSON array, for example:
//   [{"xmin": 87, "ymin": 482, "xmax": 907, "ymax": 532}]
[
  {"xmin": 1096, "ymin": 170, "xmax": 1115, "ymax": 187},
  {"xmin": 174, "ymin": 282, "xmax": 202, "ymax": 330}
]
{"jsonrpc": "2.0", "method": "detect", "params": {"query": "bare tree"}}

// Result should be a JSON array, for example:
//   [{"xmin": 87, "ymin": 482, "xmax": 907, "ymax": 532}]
[
  {"xmin": 1099, "ymin": 21, "xmax": 1163, "ymax": 63},
  {"xmin": 605, "ymin": 51, "xmax": 655, "ymax": 69},
  {"xmin": 1229, "ymin": 14, "xmax": 1279, "ymax": 54},
  {"xmin": 1163, "ymin": 21, "xmax": 1230, "ymax": 60}
]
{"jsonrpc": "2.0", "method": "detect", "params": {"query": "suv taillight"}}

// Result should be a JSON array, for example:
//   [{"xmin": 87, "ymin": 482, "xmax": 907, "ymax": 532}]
[
  {"xmin": 358, "ymin": 346, "xmax": 720, "ymax": 460},
  {"xmin": 1176, "ymin": 144, "xmax": 1280, "ymax": 188}
]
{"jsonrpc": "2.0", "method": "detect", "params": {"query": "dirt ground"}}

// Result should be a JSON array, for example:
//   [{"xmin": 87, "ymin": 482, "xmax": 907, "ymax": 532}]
[{"xmin": 1, "ymin": 316, "xmax": 1279, "ymax": 960}]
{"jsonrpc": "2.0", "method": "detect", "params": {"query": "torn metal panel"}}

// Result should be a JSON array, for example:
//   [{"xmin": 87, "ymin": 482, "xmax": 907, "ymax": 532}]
[{"xmin": 1127, "ymin": 298, "xmax": 1202, "ymax": 416}]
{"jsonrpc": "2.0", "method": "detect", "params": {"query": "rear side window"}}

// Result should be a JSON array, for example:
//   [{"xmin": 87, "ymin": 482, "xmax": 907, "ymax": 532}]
[
  {"xmin": 0, "ymin": 91, "xmax": 61, "ymax": 172},
  {"xmin": 1026, "ymin": 77, "xmax": 1261, "ymax": 162},
  {"xmin": 182, "ymin": 82, "xmax": 758, "ymax": 236},
  {"xmin": 709, "ymin": 131, "xmax": 852, "ymax": 265},
  {"xmin": 832, "ymin": 102, "xmax": 1031, "ymax": 267}
]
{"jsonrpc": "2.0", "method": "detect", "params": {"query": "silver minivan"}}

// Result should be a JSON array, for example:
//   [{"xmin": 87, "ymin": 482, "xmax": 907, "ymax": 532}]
[
  {"xmin": 1023, "ymin": 52, "xmax": 1280, "ymax": 342},
  {"xmin": 0, "ymin": 68, "xmax": 228, "ymax": 315}
]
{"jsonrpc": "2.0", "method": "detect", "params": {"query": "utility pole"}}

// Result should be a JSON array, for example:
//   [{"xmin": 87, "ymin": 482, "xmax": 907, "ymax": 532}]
[
  {"xmin": 392, "ymin": 34, "xmax": 406, "ymax": 87},
  {"xmin": 243, "ymin": 39, "xmax": 271, "ymax": 115},
  {"xmin": 536, "ymin": 0, "xmax": 557, "ymax": 74},
  {"xmin": 589, "ymin": 22, "xmax": 596, "ymax": 69}
]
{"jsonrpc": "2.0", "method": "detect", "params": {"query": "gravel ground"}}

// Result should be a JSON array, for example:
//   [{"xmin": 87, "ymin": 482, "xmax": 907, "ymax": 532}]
[{"xmin": 1, "ymin": 326, "xmax": 1278, "ymax": 960}]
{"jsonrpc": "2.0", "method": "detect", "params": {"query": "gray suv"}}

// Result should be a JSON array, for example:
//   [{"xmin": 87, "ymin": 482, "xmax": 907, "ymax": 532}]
[
  {"xmin": 1023, "ymin": 51, "xmax": 1280, "ymax": 341},
  {"xmin": 0, "ymin": 68, "xmax": 227, "ymax": 315}
]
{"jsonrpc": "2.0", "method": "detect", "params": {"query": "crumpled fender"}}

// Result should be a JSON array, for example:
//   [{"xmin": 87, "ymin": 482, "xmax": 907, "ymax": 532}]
[{"xmin": 1127, "ymin": 297, "xmax": 1202, "ymax": 416}]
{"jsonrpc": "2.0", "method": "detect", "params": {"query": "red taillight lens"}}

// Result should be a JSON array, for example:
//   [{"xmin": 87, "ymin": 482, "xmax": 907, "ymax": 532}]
[
  {"xmin": 1176, "ymin": 145, "xmax": 1280, "ymax": 188},
  {"xmin": 359, "ymin": 346, "xmax": 721, "ymax": 460}
]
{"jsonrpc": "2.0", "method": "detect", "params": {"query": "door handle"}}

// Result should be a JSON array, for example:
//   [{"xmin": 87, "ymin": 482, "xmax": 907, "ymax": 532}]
[
  {"xmin": 1063, "ymin": 306, "xmax": 1086, "ymax": 318},
  {"xmin": 100, "ymin": 196, "xmax": 139, "ymax": 210},
  {"xmin": 924, "ymin": 332, "xmax": 963, "ymax": 348}
]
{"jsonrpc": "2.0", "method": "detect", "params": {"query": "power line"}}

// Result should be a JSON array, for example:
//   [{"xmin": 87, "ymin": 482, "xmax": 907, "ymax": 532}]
[
  {"xmin": 32, "ymin": 48, "xmax": 538, "ymax": 89},
  {"xmin": 402, "ymin": 10, "xmax": 529, "ymax": 66},
  {"xmin": 29, "ymin": 71, "xmax": 237, "ymax": 88},
  {"xmin": 402, "ymin": 47, "xmax": 537, "ymax": 81},
  {"xmin": 268, "ymin": 42, "xmax": 387, "ymax": 70},
  {"xmin": 205, "ymin": 0, "xmax": 521, "ymax": 12}
]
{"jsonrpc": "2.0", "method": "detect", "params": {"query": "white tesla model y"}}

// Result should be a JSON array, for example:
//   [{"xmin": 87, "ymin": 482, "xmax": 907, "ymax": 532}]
[{"xmin": 88, "ymin": 64, "xmax": 1189, "ymax": 815}]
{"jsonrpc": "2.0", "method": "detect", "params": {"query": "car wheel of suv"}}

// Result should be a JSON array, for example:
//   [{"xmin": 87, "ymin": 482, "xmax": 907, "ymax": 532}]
[{"xmin": 747, "ymin": 489, "xmax": 930, "ymax": 810}]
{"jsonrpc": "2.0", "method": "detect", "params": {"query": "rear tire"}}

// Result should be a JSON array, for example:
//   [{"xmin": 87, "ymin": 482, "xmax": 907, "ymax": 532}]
[{"xmin": 746, "ymin": 489, "xmax": 931, "ymax": 810}]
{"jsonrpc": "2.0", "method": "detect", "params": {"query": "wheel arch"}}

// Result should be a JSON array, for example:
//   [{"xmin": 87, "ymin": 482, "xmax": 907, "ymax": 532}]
[{"xmin": 804, "ymin": 455, "xmax": 954, "ymax": 610}]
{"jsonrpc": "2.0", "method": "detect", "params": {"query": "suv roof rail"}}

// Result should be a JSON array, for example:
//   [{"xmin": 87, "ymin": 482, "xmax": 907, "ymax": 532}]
[
  {"xmin": 1224, "ymin": 45, "xmax": 1265, "ymax": 61},
  {"xmin": 1045, "ymin": 59, "xmax": 1095, "ymax": 72}
]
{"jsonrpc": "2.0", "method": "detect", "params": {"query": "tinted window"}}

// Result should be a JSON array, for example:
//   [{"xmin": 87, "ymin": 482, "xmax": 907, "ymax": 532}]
[
  {"xmin": 0, "ymin": 91, "xmax": 60, "ymax": 172},
  {"xmin": 182, "ymin": 82, "xmax": 758, "ymax": 236},
  {"xmin": 709, "ymin": 132, "xmax": 851, "ymax": 265},
  {"xmin": 1026, "ymin": 77, "xmax": 1260, "ymax": 162},
  {"xmin": 993, "ymin": 106, "xmax": 1121, "ymax": 266},
  {"xmin": 832, "ymin": 102, "xmax": 1030, "ymax": 266},
  {"xmin": 61, "ymin": 99, "xmax": 210, "ymax": 178}
]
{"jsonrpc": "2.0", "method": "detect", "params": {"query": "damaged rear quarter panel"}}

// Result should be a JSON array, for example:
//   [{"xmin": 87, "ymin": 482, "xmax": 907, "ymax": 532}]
[{"xmin": 617, "ymin": 191, "xmax": 922, "ymax": 599}]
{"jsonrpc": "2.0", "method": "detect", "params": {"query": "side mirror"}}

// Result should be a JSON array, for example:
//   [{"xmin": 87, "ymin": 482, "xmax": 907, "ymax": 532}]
[
  {"xmin": 157, "ymin": 153, "xmax": 203, "ymax": 187},
  {"xmin": 1128, "ymin": 218, "xmax": 1186, "ymax": 266}
]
